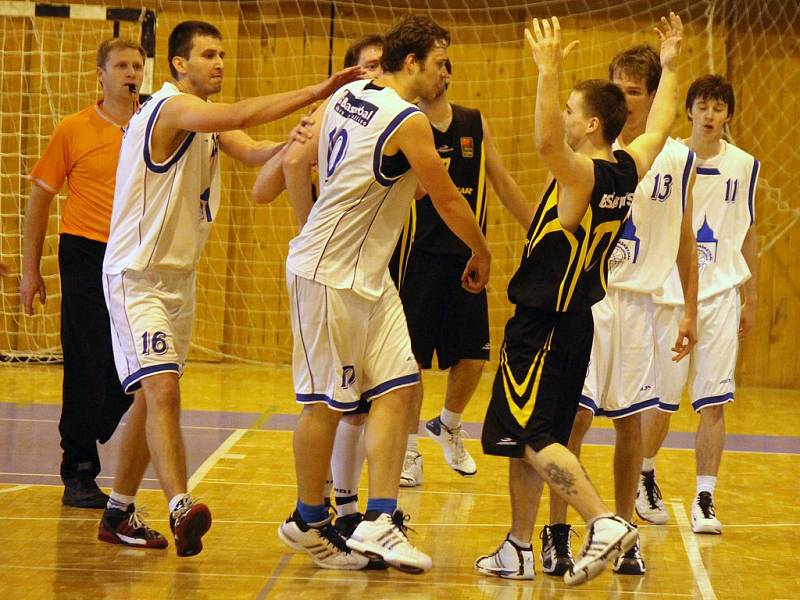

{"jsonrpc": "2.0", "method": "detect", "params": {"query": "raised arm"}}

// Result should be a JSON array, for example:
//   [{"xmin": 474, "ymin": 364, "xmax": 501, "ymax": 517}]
[
  {"xmin": 20, "ymin": 183, "xmax": 55, "ymax": 314},
  {"xmin": 281, "ymin": 103, "xmax": 325, "ymax": 227},
  {"xmin": 525, "ymin": 17, "xmax": 594, "ymax": 225},
  {"xmin": 158, "ymin": 66, "xmax": 361, "ymax": 134},
  {"xmin": 482, "ymin": 115, "xmax": 534, "ymax": 229},
  {"xmin": 393, "ymin": 113, "xmax": 491, "ymax": 292},
  {"xmin": 626, "ymin": 13, "xmax": 683, "ymax": 179}
]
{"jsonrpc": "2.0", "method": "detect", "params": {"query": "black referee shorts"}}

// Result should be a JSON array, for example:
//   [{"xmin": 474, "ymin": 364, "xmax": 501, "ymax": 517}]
[{"xmin": 481, "ymin": 306, "xmax": 593, "ymax": 457}]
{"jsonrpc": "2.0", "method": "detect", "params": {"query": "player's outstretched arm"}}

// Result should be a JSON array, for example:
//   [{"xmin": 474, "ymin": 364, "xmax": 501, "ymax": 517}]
[
  {"xmin": 395, "ymin": 113, "xmax": 491, "ymax": 292},
  {"xmin": 482, "ymin": 115, "xmax": 534, "ymax": 229},
  {"xmin": 672, "ymin": 168, "xmax": 698, "ymax": 361},
  {"xmin": 252, "ymin": 114, "xmax": 317, "ymax": 204},
  {"xmin": 626, "ymin": 12, "xmax": 682, "ymax": 180},
  {"xmin": 526, "ymin": 17, "xmax": 594, "ymax": 226},
  {"xmin": 281, "ymin": 102, "xmax": 326, "ymax": 227},
  {"xmin": 158, "ymin": 65, "xmax": 362, "ymax": 134},
  {"xmin": 20, "ymin": 183, "xmax": 55, "ymax": 315},
  {"xmin": 219, "ymin": 130, "xmax": 283, "ymax": 166}
]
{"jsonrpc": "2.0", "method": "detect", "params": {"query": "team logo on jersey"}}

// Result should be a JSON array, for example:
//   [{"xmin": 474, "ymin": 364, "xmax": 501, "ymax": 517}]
[
  {"xmin": 437, "ymin": 144, "xmax": 454, "ymax": 154},
  {"xmin": 609, "ymin": 218, "xmax": 640, "ymax": 268},
  {"xmin": 334, "ymin": 91, "xmax": 379, "ymax": 127},
  {"xmin": 696, "ymin": 216, "xmax": 718, "ymax": 274},
  {"xmin": 460, "ymin": 136, "xmax": 474, "ymax": 158},
  {"xmin": 341, "ymin": 365, "xmax": 356, "ymax": 389}
]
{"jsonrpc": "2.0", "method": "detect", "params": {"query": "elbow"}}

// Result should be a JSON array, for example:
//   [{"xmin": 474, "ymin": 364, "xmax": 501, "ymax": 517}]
[{"xmin": 535, "ymin": 134, "xmax": 556, "ymax": 155}]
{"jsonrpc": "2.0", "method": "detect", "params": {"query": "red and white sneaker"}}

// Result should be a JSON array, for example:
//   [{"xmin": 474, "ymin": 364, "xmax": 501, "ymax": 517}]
[{"xmin": 98, "ymin": 505, "xmax": 168, "ymax": 549}]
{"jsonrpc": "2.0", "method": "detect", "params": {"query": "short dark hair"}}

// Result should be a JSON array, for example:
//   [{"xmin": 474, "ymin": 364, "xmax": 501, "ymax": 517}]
[
  {"xmin": 97, "ymin": 38, "xmax": 145, "ymax": 69},
  {"xmin": 573, "ymin": 79, "xmax": 628, "ymax": 144},
  {"xmin": 686, "ymin": 74, "xmax": 735, "ymax": 120},
  {"xmin": 343, "ymin": 34, "xmax": 384, "ymax": 69},
  {"xmin": 608, "ymin": 45, "xmax": 661, "ymax": 94},
  {"xmin": 168, "ymin": 21, "xmax": 221, "ymax": 79},
  {"xmin": 380, "ymin": 15, "xmax": 450, "ymax": 74}
]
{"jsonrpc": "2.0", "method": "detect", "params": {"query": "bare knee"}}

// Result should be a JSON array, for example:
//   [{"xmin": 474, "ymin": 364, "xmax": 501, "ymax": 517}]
[
  {"xmin": 567, "ymin": 408, "xmax": 593, "ymax": 450},
  {"xmin": 699, "ymin": 404, "xmax": 725, "ymax": 426}
]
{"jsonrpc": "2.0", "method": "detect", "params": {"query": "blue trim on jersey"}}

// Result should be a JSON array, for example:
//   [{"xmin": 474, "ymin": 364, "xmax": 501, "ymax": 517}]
[
  {"xmin": 360, "ymin": 372, "xmax": 420, "ymax": 401},
  {"xmin": 696, "ymin": 166, "xmax": 720, "ymax": 176},
  {"xmin": 578, "ymin": 395, "xmax": 598, "ymax": 414},
  {"xmin": 748, "ymin": 158, "xmax": 760, "ymax": 225},
  {"xmin": 372, "ymin": 106, "xmax": 420, "ymax": 187},
  {"xmin": 692, "ymin": 392, "xmax": 734, "ymax": 411},
  {"xmin": 296, "ymin": 392, "xmax": 358, "ymax": 411},
  {"xmin": 595, "ymin": 397, "xmax": 660, "ymax": 419},
  {"xmin": 143, "ymin": 97, "xmax": 196, "ymax": 174},
  {"xmin": 681, "ymin": 150, "xmax": 695, "ymax": 212},
  {"xmin": 122, "ymin": 363, "xmax": 180, "ymax": 394},
  {"xmin": 657, "ymin": 400, "xmax": 681, "ymax": 412}
]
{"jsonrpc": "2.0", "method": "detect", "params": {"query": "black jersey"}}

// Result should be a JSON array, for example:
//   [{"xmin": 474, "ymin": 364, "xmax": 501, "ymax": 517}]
[
  {"xmin": 508, "ymin": 150, "xmax": 638, "ymax": 312},
  {"xmin": 399, "ymin": 104, "xmax": 486, "ymax": 259}
]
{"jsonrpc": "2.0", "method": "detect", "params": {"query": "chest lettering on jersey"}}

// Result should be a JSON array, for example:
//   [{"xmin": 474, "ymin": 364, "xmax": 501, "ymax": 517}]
[
  {"xmin": 598, "ymin": 192, "xmax": 634, "ymax": 209},
  {"xmin": 724, "ymin": 178, "xmax": 739, "ymax": 204},
  {"xmin": 334, "ymin": 91, "xmax": 379, "ymax": 127},
  {"xmin": 650, "ymin": 173, "xmax": 673, "ymax": 202}
]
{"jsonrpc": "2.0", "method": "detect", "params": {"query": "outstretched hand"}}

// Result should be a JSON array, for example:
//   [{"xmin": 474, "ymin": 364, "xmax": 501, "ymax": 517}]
[
  {"xmin": 524, "ymin": 17, "xmax": 579, "ymax": 71},
  {"xmin": 655, "ymin": 12, "xmax": 683, "ymax": 70},
  {"xmin": 312, "ymin": 66, "xmax": 365, "ymax": 101}
]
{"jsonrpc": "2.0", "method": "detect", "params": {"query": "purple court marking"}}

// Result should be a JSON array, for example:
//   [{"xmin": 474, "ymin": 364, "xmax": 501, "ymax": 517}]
[{"xmin": 1, "ymin": 403, "xmax": 798, "ymax": 488}]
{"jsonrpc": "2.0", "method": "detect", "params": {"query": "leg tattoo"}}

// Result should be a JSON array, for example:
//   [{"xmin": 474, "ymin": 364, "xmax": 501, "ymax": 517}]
[{"xmin": 544, "ymin": 462, "xmax": 578, "ymax": 496}]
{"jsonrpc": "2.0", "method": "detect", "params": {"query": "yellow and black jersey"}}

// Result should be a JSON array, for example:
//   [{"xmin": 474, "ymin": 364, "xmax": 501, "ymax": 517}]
[
  {"xmin": 397, "ymin": 104, "xmax": 486, "ymax": 263},
  {"xmin": 508, "ymin": 150, "xmax": 638, "ymax": 312}
]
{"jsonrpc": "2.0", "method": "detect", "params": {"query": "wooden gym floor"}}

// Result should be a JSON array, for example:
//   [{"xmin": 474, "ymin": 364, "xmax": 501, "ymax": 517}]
[{"xmin": 0, "ymin": 363, "xmax": 798, "ymax": 599}]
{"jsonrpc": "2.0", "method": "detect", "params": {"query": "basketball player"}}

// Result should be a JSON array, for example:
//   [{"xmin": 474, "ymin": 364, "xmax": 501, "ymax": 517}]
[
  {"xmin": 541, "ymin": 44, "xmax": 699, "ymax": 577},
  {"xmin": 475, "ymin": 14, "xmax": 683, "ymax": 585},
  {"xmin": 639, "ymin": 75, "xmax": 759, "ymax": 534},
  {"xmin": 393, "ymin": 58, "xmax": 533, "ymax": 487},
  {"xmin": 97, "ymin": 20, "xmax": 360, "ymax": 556},
  {"xmin": 21, "ymin": 38, "xmax": 145, "ymax": 508},
  {"xmin": 277, "ymin": 15, "xmax": 490, "ymax": 573}
]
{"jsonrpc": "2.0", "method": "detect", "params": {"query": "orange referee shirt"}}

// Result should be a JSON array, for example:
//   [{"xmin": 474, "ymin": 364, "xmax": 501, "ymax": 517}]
[{"xmin": 30, "ymin": 101, "xmax": 125, "ymax": 243}]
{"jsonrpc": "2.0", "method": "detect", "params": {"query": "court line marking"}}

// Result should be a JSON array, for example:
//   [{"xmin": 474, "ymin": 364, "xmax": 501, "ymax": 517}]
[
  {"xmin": 187, "ymin": 428, "xmax": 246, "ymax": 492},
  {"xmin": 671, "ymin": 502, "xmax": 717, "ymax": 600},
  {"xmin": 256, "ymin": 553, "xmax": 292, "ymax": 600},
  {"xmin": 0, "ymin": 484, "xmax": 31, "ymax": 494}
]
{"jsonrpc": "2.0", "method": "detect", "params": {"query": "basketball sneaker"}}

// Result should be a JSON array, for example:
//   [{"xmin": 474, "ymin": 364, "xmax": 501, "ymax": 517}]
[
  {"xmin": 635, "ymin": 470, "xmax": 669, "ymax": 524},
  {"xmin": 400, "ymin": 450, "xmax": 423, "ymax": 487},
  {"xmin": 612, "ymin": 533, "xmax": 646, "ymax": 575},
  {"xmin": 279, "ymin": 510, "xmax": 369, "ymax": 570},
  {"xmin": 475, "ymin": 535, "xmax": 535, "ymax": 580},
  {"xmin": 98, "ymin": 504, "xmax": 168, "ymax": 549},
  {"xmin": 564, "ymin": 515, "xmax": 637, "ymax": 586},
  {"xmin": 540, "ymin": 524, "xmax": 574, "ymax": 576},
  {"xmin": 425, "ymin": 416, "xmax": 477, "ymax": 477},
  {"xmin": 334, "ymin": 512, "xmax": 389, "ymax": 570},
  {"xmin": 346, "ymin": 510, "xmax": 432, "ymax": 574},
  {"xmin": 691, "ymin": 492, "xmax": 722, "ymax": 534},
  {"xmin": 63, "ymin": 477, "xmax": 109, "ymax": 509},
  {"xmin": 169, "ymin": 496, "xmax": 212, "ymax": 557}
]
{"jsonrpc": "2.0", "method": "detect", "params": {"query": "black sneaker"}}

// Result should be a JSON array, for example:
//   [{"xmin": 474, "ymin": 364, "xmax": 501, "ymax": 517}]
[
  {"xmin": 62, "ymin": 478, "xmax": 109, "ymax": 509},
  {"xmin": 612, "ymin": 533, "xmax": 646, "ymax": 575},
  {"xmin": 98, "ymin": 504, "xmax": 168, "ymax": 549},
  {"xmin": 540, "ymin": 524, "xmax": 574, "ymax": 576},
  {"xmin": 335, "ymin": 512, "xmax": 389, "ymax": 570},
  {"xmin": 169, "ymin": 496, "xmax": 212, "ymax": 557}
]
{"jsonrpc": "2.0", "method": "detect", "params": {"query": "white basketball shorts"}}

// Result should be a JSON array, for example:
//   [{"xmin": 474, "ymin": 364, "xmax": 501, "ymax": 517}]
[
  {"xmin": 287, "ymin": 270, "xmax": 419, "ymax": 411},
  {"xmin": 580, "ymin": 287, "xmax": 659, "ymax": 418},
  {"xmin": 104, "ymin": 269, "xmax": 194, "ymax": 394},
  {"xmin": 654, "ymin": 286, "xmax": 740, "ymax": 412}
]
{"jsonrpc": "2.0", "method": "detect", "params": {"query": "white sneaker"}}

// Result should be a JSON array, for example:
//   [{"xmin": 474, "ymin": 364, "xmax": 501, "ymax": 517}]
[
  {"xmin": 475, "ymin": 535, "xmax": 535, "ymax": 580},
  {"xmin": 564, "ymin": 515, "xmax": 637, "ymax": 586},
  {"xmin": 278, "ymin": 511, "xmax": 369, "ymax": 570},
  {"xmin": 425, "ymin": 416, "xmax": 477, "ymax": 476},
  {"xmin": 635, "ymin": 470, "xmax": 669, "ymax": 524},
  {"xmin": 346, "ymin": 511, "xmax": 432, "ymax": 574},
  {"xmin": 691, "ymin": 492, "xmax": 722, "ymax": 534},
  {"xmin": 400, "ymin": 450, "xmax": 423, "ymax": 487}
]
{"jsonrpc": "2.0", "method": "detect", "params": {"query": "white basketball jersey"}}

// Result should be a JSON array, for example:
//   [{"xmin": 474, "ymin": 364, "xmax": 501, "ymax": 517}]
[
  {"xmin": 656, "ymin": 140, "xmax": 759, "ymax": 304},
  {"xmin": 608, "ymin": 137, "xmax": 695, "ymax": 293},
  {"xmin": 286, "ymin": 80, "xmax": 421, "ymax": 300},
  {"xmin": 104, "ymin": 82, "xmax": 221, "ymax": 274}
]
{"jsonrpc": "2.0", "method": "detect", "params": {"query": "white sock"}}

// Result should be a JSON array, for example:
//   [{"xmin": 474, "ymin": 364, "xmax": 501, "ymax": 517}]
[
  {"xmin": 330, "ymin": 420, "xmax": 365, "ymax": 498},
  {"xmin": 169, "ymin": 492, "xmax": 190, "ymax": 514},
  {"xmin": 107, "ymin": 490, "xmax": 135, "ymax": 511},
  {"xmin": 324, "ymin": 465, "xmax": 333, "ymax": 503},
  {"xmin": 406, "ymin": 434, "xmax": 418, "ymax": 455},
  {"xmin": 696, "ymin": 476, "xmax": 717, "ymax": 496},
  {"xmin": 508, "ymin": 533, "xmax": 531, "ymax": 549},
  {"xmin": 642, "ymin": 456, "xmax": 656, "ymax": 473},
  {"xmin": 336, "ymin": 499, "xmax": 359, "ymax": 517},
  {"xmin": 440, "ymin": 407, "xmax": 462, "ymax": 430}
]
